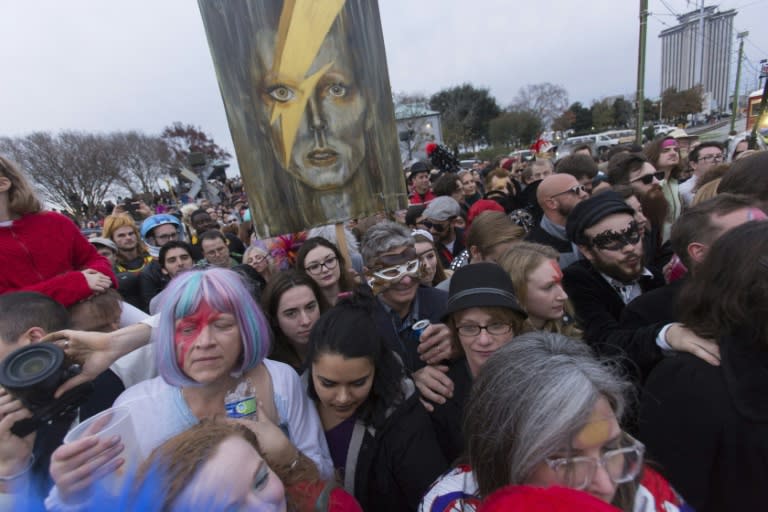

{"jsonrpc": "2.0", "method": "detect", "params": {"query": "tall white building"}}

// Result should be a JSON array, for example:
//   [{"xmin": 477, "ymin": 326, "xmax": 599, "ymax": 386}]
[{"xmin": 659, "ymin": 5, "xmax": 736, "ymax": 111}]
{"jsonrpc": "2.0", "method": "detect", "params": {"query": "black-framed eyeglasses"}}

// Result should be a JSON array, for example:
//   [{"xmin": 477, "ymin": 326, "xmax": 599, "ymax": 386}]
[
  {"xmin": 550, "ymin": 184, "xmax": 586, "ymax": 199},
  {"xmin": 305, "ymin": 256, "xmax": 338, "ymax": 275},
  {"xmin": 154, "ymin": 232, "xmax": 179, "ymax": 243},
  {"xmin": 588, "ymin": 221, "xmax": 641, "ymax": 251},
  {"xmin": 697, "ymin": 153, "xmax": 724, "ymax": 163},
  {"xmin": 630, "ymin": 171, "xmax": 665, "ymax": 185},
  {"xmin": 456, "ymin": 323, "xmax": 513, "ymax": 337},
  {"xmin": 545, "ymin": 432, "xmax": 645, "ymax": 491}
]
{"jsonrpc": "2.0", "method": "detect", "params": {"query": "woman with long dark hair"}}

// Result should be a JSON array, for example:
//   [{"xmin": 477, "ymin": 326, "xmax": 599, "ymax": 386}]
[
  {"xmin": 306, "ymin": 294, "xmax": 448, "ymax": 511},
  {"xmin": 262, "ymin": 270, "xmax": 328, "ymax": 371},
  {"xmin": 296, "ymin": 237, "xmax": 356, "ymax": 307}
]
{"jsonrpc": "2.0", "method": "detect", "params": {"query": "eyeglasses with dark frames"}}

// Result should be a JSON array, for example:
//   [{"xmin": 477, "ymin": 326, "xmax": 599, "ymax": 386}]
[
  {"xmin": 455, "ymin": 323, "xmax": 513, "ymax": 337},
  {"xmin": 304, "ymin": 256, "xmax": 338, "ymax": 275},
  {"xmin": 630, "ymin": 171, "xmax": 665, "ymax": 186}
]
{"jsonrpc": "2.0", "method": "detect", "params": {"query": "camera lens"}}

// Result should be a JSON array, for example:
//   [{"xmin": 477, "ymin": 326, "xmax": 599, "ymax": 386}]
[
  {"xmin": 9, "ymin": 350, "xmax": 55, "ymax": 380},
  {"xmin": 0, "ymin": 343, "xmax": 66, "ymax": 410}
]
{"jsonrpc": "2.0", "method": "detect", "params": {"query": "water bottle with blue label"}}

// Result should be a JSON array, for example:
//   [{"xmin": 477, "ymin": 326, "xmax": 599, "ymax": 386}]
[{"xmin": 225, "ymin": 379, "xmax": 258, "ymax": 420}]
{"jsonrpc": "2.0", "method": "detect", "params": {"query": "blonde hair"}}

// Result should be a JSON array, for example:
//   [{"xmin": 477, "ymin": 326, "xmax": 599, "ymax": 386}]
[
  {"xmin": 691, "ymin": 178, "xmax": 721, "ymax": 206},
  {"xmin": 466, "ymin": 211, "xmax": 525, "ymax": 258},
  {"xmin": 0, "ymin": 155, "xmax": 42, "ymax": 215},
  {"xmin": 101, "ymin": 213, "xmax": 148, "ymax": 256},
  {"xmin": 498, "ymin": 242, "xmax": 581, "ymax": 338}
]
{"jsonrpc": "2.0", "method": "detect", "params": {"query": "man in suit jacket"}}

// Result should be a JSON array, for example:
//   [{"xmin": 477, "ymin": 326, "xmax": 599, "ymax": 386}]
[{"xmin": 563, "ymin": 192, "xmax": 718, "ymax": 383}]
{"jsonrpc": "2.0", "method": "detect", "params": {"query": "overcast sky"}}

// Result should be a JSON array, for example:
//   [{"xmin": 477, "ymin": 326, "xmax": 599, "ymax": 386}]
[{"xmin": 2, "ymin": 0, "xmax": 766, "ymax": 175}]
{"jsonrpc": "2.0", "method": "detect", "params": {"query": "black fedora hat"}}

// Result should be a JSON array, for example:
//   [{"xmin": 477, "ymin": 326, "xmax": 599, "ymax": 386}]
[{"xmin": 443, "ymin": 262, "xmax": 526, "ymax": 320}]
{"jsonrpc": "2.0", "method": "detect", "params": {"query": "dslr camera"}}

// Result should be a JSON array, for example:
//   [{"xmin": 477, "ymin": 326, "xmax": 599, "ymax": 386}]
[{"xmin": 0, "ymin": 343, "xmax": 93, "ymax": 437}]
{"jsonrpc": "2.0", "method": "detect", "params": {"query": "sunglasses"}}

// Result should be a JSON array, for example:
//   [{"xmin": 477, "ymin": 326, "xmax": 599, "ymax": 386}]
[
  {"xmin": 422, "ymin": 220, "xmax": 450, "ymax": 232},
  {"xmin": 630, "ymin": 171, "xmax": 665, "ymax": 185},
  {"xmin": 550, "ymin": 184, "xmax": 586, "ymax": 199},
  {"xmin": 589, "ymin": 221, "xmax": 642, "ymax": 251},
  {"xmin": 371, "ymin": 258, "xmax": 420, "ymax": 282}
]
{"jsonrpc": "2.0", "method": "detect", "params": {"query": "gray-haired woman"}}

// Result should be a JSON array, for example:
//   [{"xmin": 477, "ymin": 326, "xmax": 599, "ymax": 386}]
[{"xmin": 419, "ymin": 331, "xmax": 690, "ymax": 512}]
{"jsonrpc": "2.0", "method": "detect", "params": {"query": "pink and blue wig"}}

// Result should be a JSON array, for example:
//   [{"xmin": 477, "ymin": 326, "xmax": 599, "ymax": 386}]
[{"xmin": 154, "ymin": 267, "xmax": 271, "ymax": 387}]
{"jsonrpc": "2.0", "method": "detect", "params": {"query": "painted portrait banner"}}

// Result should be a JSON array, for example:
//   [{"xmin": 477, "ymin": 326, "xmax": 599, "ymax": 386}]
[{"xmin": 198, "ymin": 0, "xmax": 407, "ymax": 237}]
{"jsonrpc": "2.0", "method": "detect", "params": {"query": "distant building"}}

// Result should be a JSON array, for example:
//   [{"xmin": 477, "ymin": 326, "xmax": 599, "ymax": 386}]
[
  {"xmin": 394, "ymin": 103, "xmax": 442, "ymax": 164},
  {"xmin": 659, "ymin": 5, "xmax": 736, "ymax": 112}
]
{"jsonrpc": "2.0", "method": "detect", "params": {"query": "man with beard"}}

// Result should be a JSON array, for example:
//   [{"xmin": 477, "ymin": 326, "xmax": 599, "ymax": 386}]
[
  {"xmin": 527, "ymin": 174, "xmax": 588, "ymax": 267},
  {"xmin": 606, "ymin": 152, "xmax": 671, "ymax": 266},
  {"xmin": 621, "ymin": 194, "xmax": 765, "ymax": 329},
  {"xmin": 563, "ymin": 192, "xmax": 717, "ymax": 383},
  {"xmin": 421, "ymin": 196, "xmax": 465, "ymax": 268}
]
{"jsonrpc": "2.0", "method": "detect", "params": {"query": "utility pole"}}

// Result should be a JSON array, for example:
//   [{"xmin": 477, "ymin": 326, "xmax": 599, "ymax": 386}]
[
  {"xmin": 730, "ymin": 31, "xmax": 748, "ymax": 133},
  {"xmin": 635, "ymin": 0, "xmax": 649, "ymax": 145}
]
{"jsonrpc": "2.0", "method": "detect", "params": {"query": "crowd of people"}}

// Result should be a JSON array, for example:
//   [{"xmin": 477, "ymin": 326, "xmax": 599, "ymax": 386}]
[{"xmin": 0, "ymin": 134, "xmax": 766, "ymax": 511}]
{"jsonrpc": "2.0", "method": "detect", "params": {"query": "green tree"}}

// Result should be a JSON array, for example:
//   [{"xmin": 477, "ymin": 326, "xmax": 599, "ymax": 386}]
[
  {"xmin": 489, "ymin": 111, "xmax": 542, "ymax": 147},
  {"xmin": 661, "ymin": 86, "xmax": 704, "ymax": 124},
  {"xmin": 612, "ymin": 98, "xmax": 633, "ymax": 127},
  {"xmin": 430, "ymin": 84, "xmax": 501, "ymax": 152},
  {"xmin": 569, "ymin": 102, "xmax": 593, "ymax": 133},
  {"xmin": 590, "ymin": 99, "xmax": 614, "ymax": 131}
]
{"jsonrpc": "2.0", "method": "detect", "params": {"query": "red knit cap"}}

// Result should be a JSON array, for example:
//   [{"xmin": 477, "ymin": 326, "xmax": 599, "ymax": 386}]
[
  {"xmin": 478, "ymin": 485, "xmax": 621, "ymax": 512},
  {"xmin": 466, "ymin": 199, "xmax": 505, "ymax": 230}
]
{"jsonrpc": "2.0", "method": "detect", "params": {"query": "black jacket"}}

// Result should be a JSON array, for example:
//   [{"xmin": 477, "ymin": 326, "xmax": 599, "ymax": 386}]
[
  {"xmin": 29, "ymin": 370, "xmax": 124, "ymax": 504},
  {"xmin": 435, "ymin": 228, "xmax": 465, "ymax": 269},
  {"xmin": 639, "ymin": 333, "xmax": 768, "ymax": 511},
  {"xmin": 429, "ymin": 358, "xmax": 473, "ymax": 464},
  {"xmin": 620, "ymin": 278, "xmax": 686, "ymax": 330},
  {"xmin": 346, "ymin": 382, "xmax": 449, "ymax": 512},
  {"xmin": 138, "ymin": 260, "xmax": 168, "ymax": 312},
  {"xmin": 562, "ymin": 260, "xmax": 665, "ymax": 381},
  {"xmin": 373, "ymin": 286, "xmax": 448, "ymax": 373},
  {"xmin": 526, "ymin": 223, "xmax": 573, "ymax": 254}
]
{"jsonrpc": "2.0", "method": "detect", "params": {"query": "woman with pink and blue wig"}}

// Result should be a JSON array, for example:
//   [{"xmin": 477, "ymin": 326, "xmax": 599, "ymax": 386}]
[{"xmin": 45, "ymin": 267, "xmax": 332, "ymax": 507}]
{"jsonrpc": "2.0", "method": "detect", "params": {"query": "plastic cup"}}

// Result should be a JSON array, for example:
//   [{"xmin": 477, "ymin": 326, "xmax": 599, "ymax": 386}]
[{"xmin": 64, "ymin": 406, "xmax": 140, "ymax": 493}]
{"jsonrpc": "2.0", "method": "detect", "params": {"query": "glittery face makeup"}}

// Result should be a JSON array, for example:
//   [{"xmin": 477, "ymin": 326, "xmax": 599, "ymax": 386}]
[
  {"xmin": 588, "ymin": 221, "xmax": 641, "ymax": 251},
  {"xmin": 174, "ymin": 301, "xmax": 221, "ymax": 369}
]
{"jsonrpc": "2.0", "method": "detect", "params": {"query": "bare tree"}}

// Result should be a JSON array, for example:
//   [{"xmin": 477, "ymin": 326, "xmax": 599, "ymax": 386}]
[
  {"xmin": 112, "ymin": 132, "xmax": 172, "ymax": 196},
  {"xmin": 0, "ymin": 131, "xmax": 122, "ymax": 217},
  {"xmin": 511, "ymin": 83, "xmax": 570, "ymax": 129}
]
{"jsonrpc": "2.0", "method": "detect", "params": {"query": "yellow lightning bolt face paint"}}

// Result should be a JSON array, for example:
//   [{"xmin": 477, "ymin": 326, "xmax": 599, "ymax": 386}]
[{"xmin": 269, "ymin": 0, "xmax": 346, "ymax": 167}]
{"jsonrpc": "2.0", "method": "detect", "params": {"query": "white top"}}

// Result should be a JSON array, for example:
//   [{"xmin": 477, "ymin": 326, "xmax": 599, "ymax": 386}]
[
  {"xmin": 678, "ymin": 175, "xmax": 698, "ymax": 207},
  {"xmin": 109, "ymin": 303, "xmax": 157, "ymax": 389},
  {"xmin": 45, "ymin": 359, "xmax": 332, "ymax": 511},
  {"xmin": 113, "ymin": 359, "xmax": 332, "ymax": 477}
]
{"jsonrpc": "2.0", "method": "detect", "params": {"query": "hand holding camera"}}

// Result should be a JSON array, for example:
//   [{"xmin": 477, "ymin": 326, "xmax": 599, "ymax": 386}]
[{"xmin": 0, "ymin": 387, "xmax": 35, "ymax": 481}]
